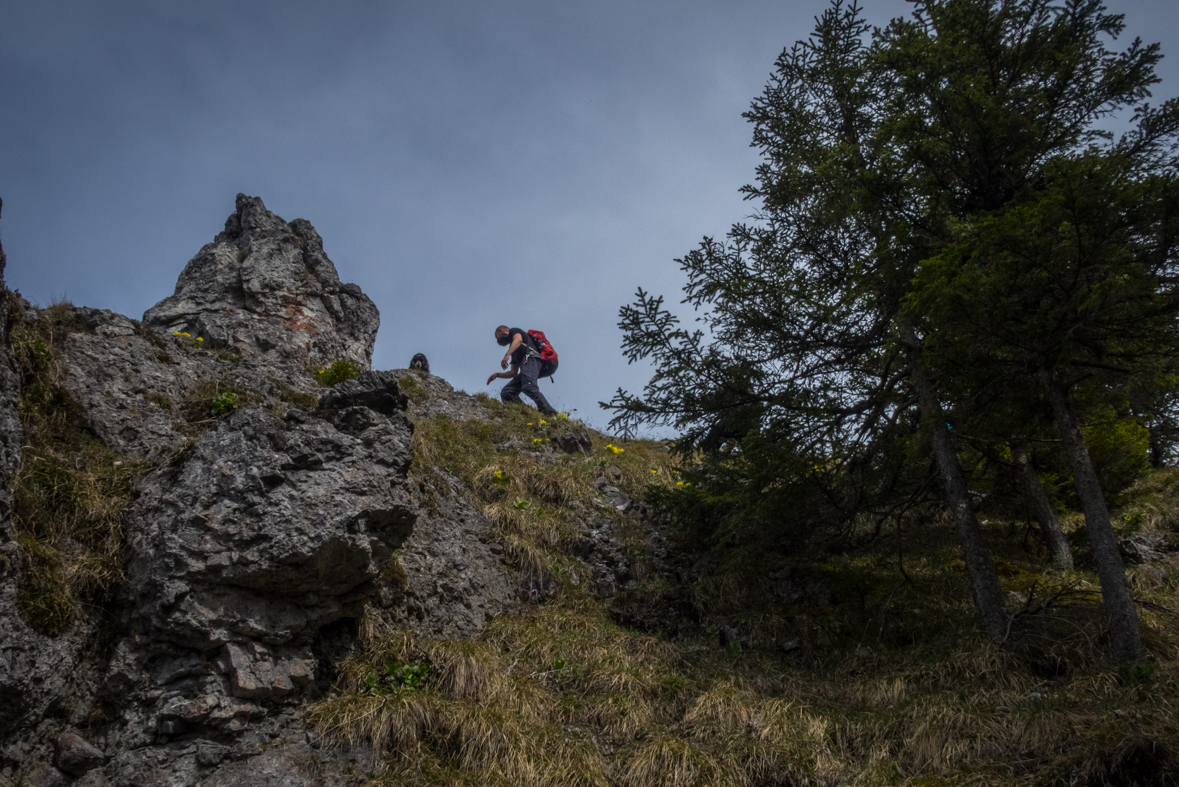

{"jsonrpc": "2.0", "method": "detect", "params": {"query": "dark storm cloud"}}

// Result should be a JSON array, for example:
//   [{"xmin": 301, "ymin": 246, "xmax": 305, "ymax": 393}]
[{"xmin": 2, "ymin": 0, "xmax": 1177, "ymax": 432}]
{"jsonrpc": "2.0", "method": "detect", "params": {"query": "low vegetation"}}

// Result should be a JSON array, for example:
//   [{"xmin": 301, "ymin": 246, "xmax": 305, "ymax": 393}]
[
  {"xmin": 179, "ymin": 380, "xmax": 252, "ymax": 424},
  {"xmin": 10, "ymin": 303, "xmax": 146, "ymax": 635},
  {"xmin": 310, "ymin": 399, "xmax": 1179, "ymax": 786},
  {"xmin": 396, "ymin": 372, "xmax": 430, "ymax": 405},
  {"xmin": 314, "ymin": 358, "xmax": 363, "ymax": 387}
]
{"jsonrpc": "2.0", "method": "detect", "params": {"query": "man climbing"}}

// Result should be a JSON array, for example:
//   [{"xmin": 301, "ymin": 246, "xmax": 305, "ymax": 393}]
[{"xmin": 487, "ymin": 325, "xmax": 559, "ymax": 414}]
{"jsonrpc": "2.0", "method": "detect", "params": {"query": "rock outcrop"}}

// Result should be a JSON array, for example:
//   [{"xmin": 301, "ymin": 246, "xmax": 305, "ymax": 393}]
[
  {"xmin": 0, "ymin": 197, "xmax": 525, "ymax": 787},
  {"xmin": 144, "ymin": 194, "xmax": 379, "ymax": 369},
  {"xmin": 124, "ymin": 375, "xmax": 415, "ymax": 650}
]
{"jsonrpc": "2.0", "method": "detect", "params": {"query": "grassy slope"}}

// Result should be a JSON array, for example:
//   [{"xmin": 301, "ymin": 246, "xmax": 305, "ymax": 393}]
[
  {"xmin": 9, "ymin": 303, "xmax": 148, "ymax": 635},
  {"xmin": 308, "ymin": 394, "xmax": 1179, "ymax": 787}
]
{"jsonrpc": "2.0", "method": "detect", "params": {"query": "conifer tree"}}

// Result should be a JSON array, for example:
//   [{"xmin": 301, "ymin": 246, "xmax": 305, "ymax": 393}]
[{"xmin": 608, "ymin": 0, "xmax": 1179, "ymax": 659}]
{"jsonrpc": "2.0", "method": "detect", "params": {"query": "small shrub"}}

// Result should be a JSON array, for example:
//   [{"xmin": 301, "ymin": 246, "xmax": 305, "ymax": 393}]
[
  {"xmin": 382, "ymin": 550, "xmax": 409, "ymax": 599},
  {"xmin": 210, "ymin": 390, "xmax": 237, "ymax": 416},
  {"xmin": 181, "ymin": 381, "xmax": 249, "ymax": 423},
  {"xmin": 314, "ymin": 359, "xmax": 362, "ymax": 387},
  {"xmin": 365, "ymin": 661, "xmax": 430, "ymax": 696}
]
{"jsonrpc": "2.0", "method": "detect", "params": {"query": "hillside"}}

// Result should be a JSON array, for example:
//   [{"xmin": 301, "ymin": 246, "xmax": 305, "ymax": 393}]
[{"xmin": 0, "ymin": 196, "xmax": 1177, "ymax": 787}]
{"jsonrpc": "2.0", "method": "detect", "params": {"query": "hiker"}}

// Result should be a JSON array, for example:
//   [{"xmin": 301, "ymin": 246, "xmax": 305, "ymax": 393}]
[{"xmin": 486, "ymin": 325, "xmax": 559, "ymax": 414}]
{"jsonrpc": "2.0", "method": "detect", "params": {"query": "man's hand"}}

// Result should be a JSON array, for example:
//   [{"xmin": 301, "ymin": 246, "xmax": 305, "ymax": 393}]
[
  {"xmin": 501, "ymin": 353, "xmax": 511, "ymax": 370},
  {"xmin": 487, "ymin": 372, "xmax": 500, "ymax": 385}
]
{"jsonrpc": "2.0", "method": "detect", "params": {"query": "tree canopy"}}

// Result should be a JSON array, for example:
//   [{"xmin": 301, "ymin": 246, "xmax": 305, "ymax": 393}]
[{"xmin": 607, "ymin": 0, "xmax": 1179, "ymax": 661}]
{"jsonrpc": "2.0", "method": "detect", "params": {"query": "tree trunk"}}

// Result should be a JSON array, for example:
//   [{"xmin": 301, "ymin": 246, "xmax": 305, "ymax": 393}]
[
  {"xmin": 1013, "ymin": 444, "xmax": 1073, "ymax": 571},
  {"xmin": 907, "ymin": 343, "xmax": 1010, "ymax": 644},
  {"xmin": 1040, "ymin": 367, "xmax": 1144, "ymax": 663}
]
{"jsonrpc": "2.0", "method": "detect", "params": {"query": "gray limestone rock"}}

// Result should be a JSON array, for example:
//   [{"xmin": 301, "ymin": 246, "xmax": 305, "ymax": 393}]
[
  {"xmin": 55, "ymin": 731, "xmax": 105, "ymax": 776},
  {"xmin": 123, "ymin": 403, "xmax": 415, "ymax": 648},
  {"xmin": 390, "ymin": 368, "xmax": 494, "ymax": 423},
  {"xmin": 387, "ymin": 483, "xmax": 517, "ymax": 639},
  {"xmin": 318, "ymin": 369, "xmax": 409, "ymax": 416},
  {"xmin": 144, "ymin": 194, "xmax": 379, "ymax": 370},
  {"xmin": 551, "ymin": 428, "xmax": 593, "ymax": 456},
  {"xmin": 595, "ymin": 485, "xmax": 632, "ymax": 512},
  {"xmin": 56, "ymin": 311, "xmax": 220, "ymax": 462},
  {"xmin": 1119, "ymin": 532, "xmax": 1172, "ymax": 565},
  {"xmin": 571, "ymin": 512, "xmax": 633, "ymax": 599},
  {"xmin": 71, "ymin": 736, "xmax": 369, "ymax": 787}
]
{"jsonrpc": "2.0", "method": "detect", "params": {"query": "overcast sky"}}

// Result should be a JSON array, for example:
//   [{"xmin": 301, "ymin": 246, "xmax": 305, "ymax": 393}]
[{"xmin": 3, "ymin": 0, "xmax": 1178, "ymax": 434}]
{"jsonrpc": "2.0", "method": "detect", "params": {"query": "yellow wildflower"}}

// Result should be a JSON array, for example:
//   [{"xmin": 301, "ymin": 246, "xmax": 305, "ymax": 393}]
[{"xmin": 197, "ymin": 337, "xmax": 204, "ymax": 342}]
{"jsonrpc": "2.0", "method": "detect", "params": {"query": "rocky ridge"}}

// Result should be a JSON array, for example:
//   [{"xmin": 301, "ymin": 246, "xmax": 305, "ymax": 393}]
[{"xmin": 0, "ymin": 196, "xmax": 589, "ymax": 787}]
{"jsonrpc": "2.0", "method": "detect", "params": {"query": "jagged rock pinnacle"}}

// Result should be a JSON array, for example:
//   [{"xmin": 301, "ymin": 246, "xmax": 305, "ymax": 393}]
[{"xmin": 144, "ymin": 194, "xmax": 379, "ymax": 368}]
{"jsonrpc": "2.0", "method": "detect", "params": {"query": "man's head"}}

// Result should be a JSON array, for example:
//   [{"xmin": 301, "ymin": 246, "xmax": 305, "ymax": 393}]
[{"xmin": 495, "ymin": 325, "xmax": 511, "ymax": 346}]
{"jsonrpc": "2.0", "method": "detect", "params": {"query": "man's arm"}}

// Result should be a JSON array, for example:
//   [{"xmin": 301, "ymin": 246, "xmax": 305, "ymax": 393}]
[
  {"xmin": 501, "ymin": 332, "xmax": 523, "ymax": 370},
  {"xmin": 487, "ymin": 364, "xmax": 520, "ymax": 385}
]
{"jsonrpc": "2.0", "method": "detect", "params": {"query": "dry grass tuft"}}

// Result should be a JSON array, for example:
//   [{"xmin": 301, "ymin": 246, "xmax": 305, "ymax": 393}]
[
  {"xmin": 619, "ymin": 734, "xmax": 730, "ymax": 787},
  {"xmin": 416, "ymin": 638, "xmax": 521, "ymax": 708},
  {"xmin": 309, "ymin": 688, "xmax": 444, "ymax": 755},
  {"xmin": 682, "ymin": 679, "xmax": 761, "ymax": 739}
]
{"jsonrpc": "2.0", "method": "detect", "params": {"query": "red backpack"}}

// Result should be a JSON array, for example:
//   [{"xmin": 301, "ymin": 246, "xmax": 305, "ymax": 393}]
[{"xmin": 527, "ymin": 329, "xmax": 558, "ymax": 363}]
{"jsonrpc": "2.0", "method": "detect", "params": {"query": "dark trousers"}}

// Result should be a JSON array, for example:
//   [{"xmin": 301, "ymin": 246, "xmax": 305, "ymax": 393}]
[{"xmin": 502, "ymin": 356, "xmax": 558, "ymax": 414}]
